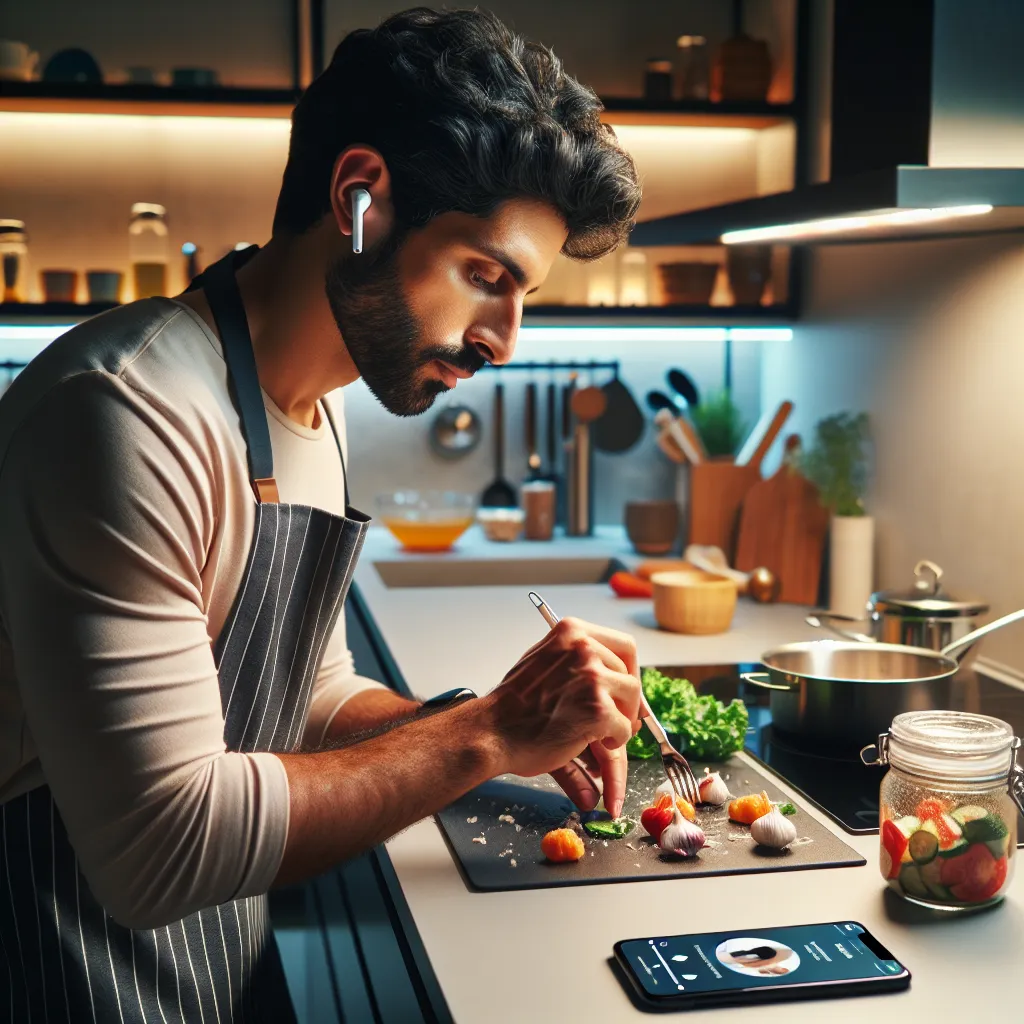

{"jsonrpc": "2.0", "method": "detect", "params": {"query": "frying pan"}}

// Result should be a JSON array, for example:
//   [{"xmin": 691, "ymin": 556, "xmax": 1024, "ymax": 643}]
[{"xmin": 593, "ymin": 372, "xmax": 645, "ymax": 454}]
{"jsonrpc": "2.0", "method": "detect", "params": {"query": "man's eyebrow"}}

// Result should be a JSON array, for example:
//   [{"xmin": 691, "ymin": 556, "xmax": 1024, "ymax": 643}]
[{"xmin": 473, "ymin": 244, "xmax": 529, "ymax": 287}]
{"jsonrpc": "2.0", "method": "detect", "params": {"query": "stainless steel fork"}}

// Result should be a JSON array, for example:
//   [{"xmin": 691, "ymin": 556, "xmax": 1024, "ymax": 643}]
[{"xmin": 528, "ymin": 591, "xmax": 701, "ymax": 807}]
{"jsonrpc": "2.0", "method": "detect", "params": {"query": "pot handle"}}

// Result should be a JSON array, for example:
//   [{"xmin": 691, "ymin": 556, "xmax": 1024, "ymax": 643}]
[
  {"xmin": 740, "ymin": 671, "xmax": 794, "ymax": 692},
  {"xmin": 940, "ymin": 605, "xmax": 1024, "ymax": 662},
  {"xmin": 805, "ymin": 612, "xmax": 876, "ymax": 644}
]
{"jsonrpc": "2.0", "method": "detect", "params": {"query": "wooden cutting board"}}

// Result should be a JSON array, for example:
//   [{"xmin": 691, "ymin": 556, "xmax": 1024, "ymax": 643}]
[{"xmin": 734, "ymin": 436, "xmax": 829, "ymax": 605}]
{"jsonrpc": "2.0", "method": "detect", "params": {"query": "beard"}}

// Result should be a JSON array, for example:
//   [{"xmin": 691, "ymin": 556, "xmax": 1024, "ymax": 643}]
[{"xmin": 325, "ymin": 227, "xmax": 485, "ymax": 417}]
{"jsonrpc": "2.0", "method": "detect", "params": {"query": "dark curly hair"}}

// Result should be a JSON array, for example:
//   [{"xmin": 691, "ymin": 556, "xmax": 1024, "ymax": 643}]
[{"xmin": 273, "ymin": 6, "xmax": 641, "ymax": 259}]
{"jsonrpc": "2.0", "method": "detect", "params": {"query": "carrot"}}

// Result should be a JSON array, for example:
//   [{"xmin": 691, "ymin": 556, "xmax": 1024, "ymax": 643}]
[
  {"xmin": 541, "ymin": 828, "xmax": 586, "ymax": 862},
  {"xmin": 728, "ymin": 791, "xmax": 773, "ymax": 825}
]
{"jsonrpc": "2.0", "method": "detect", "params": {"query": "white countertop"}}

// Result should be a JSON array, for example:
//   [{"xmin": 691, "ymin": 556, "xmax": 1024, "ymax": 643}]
[{"xmin": 353, "ymin": 526, "xmax": 1024, "ymax": 1023}]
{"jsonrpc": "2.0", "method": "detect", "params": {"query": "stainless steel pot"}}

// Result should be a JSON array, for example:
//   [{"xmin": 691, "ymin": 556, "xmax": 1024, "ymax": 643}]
[
  {"xmin": 807, "ymin": 560, "xmax": 988, "ymax": 653},
  {"xmin": 743, "ymin": 606, "xmax": 1024, "ymax": 752}
]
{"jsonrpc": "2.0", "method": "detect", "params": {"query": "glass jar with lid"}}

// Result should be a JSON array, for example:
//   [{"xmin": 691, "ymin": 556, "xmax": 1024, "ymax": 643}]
[
  {"xmin": 0, "ymin": 220, "xmax": 30, "ymax": 303},
  {"xmin": 129, "ymin": 203, "xmax": 169, "ymax": 300},
  {"xmin": 862, "ymin": 711, "xmax": 1024, "ymax": 911}
]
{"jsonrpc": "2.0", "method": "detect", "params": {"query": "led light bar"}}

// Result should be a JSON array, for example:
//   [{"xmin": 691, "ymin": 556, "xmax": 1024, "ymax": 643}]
[
  {"xmin": 0, "ymin": 324, "xmax": 76, "ymax": 343},
  {"xmin": 519, "ymin": 326, "xmax": 792, "ymax": 343},
  {"xmin": 721, "ymin": 204, "xmax": 993, "ymax": 244}
]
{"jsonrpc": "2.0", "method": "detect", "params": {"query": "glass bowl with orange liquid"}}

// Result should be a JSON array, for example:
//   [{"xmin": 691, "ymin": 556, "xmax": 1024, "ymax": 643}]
[{"xmin": 376, "ymin": 490, "xmax": 477, "ymax": 551}]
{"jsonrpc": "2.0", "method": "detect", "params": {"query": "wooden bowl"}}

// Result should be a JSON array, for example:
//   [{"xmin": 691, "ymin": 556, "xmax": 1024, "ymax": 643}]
[{"xmin": 651, "ymin": 569, "xmax": 738, "ymax": 634}]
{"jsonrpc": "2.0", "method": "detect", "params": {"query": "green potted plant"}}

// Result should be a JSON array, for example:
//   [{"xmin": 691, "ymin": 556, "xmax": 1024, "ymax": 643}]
[
  {"xmin": 690, "ymin": 389, "xmax": 747, "ymax": 458},
  {"xmin": 801, "ymin": 412, "xmax": 873, "ymax": 617}
]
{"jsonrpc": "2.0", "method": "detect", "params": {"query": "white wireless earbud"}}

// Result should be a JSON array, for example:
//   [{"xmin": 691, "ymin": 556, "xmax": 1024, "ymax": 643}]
[{"xmin": 350, "ymin": 188, "xmax": 372, "ymax": 254}]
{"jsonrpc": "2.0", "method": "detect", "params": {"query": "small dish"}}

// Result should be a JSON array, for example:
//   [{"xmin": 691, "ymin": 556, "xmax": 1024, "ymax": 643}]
[
  {"xmin": 651, "ymin": 569, "xmax": 738, "ymax": 634},
  {"xmin": 376, "ymin": 490, "xmax": 475, "ymax": 551},
  {"xmin": 477, "ymin": 506, "xmax": 524, "ymax": 542}
]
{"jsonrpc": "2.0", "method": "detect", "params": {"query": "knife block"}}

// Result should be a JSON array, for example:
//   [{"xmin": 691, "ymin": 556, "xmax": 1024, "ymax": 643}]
[{"xmin": 685, "ymin": 460, "xmax": 761, "ymax": 563}]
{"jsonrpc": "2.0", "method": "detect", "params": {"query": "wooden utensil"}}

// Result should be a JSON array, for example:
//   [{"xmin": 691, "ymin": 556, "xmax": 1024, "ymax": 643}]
[
  {"xmin": 734, "ymin": 435, "xmax": 830, "ymax": 605},
  {"xmin": 684, "ymin": 544, "xmax": 780, "ymax": 603},
  {"xmin": 524, "ymin": 381, "xmax": 541, "ymax": 477},
  {"xmin": 653, "ymin": 409, "xmax": 701, "ymax": 463},
  {"xmin": 686, "ymin": 460, "xmax": 761, "ymax": 562},
  {"xmin": 734, "ymin": 400, "xmax": 793, "ymax": 469}
]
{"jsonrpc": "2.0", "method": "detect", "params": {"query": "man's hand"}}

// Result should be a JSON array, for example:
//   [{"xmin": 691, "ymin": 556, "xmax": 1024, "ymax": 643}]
[{"xmin": 476, "ymin": 617, "xmax": 642, "ymax": 817}]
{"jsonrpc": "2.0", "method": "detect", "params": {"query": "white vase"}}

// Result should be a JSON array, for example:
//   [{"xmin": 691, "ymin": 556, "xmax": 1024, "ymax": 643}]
[{"xmin": 829, "ymin": 514, "xmax": 875, "ymax": 618}]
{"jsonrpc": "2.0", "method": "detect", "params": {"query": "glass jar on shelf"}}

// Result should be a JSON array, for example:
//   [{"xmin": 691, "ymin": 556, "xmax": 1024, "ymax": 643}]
[
  {"xmin": 617, "ymin": 249, "xmax": 649, "ymax": 306},
  {"xmin": 0, "ymin": 220, "xmax": 30, "ymax": 303},
  {"xmin": 861, "ymin": 710, "xmax": 1024, "ymax": 912},
  {"xmin": 676, "ymin": 35, "xmax": 709, "ymax": 100},
  {"xmin": 129, "ymin": 203, "xmax": 169, "ymax": 300}
]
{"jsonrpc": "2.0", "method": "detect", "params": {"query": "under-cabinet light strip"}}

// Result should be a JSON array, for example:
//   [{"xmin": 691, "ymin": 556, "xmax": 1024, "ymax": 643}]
[
  {"xmin": 722, "ymin": 204, "xmax": 993, "ymax": 244},
  {"xmin": 0, "ymin": 324, "xmax": 793, "ymax": 347}
]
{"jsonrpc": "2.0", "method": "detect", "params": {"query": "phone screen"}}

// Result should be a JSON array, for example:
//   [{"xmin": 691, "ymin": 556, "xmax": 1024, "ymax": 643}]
[{"xmin": 617, "ymin": 922, "xmax": 906, "ymax": 1001}]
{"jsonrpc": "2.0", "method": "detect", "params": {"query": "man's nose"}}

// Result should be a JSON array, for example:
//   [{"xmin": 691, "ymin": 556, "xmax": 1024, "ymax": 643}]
[{"xmin": 468, "ymin": 297, "xmax": 522, "ymax": 366}]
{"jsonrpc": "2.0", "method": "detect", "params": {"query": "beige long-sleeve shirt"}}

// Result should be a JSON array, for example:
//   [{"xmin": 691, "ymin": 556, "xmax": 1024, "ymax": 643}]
[{"xmin": 0, "ymin": 298, "xmax": 383, "ymax": 928}]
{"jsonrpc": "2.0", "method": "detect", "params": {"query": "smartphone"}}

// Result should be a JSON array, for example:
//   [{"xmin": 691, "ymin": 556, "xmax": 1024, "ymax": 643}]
[{"xmin": 613, "ymin": 921, "xmax": 909, "ymax": 1012}]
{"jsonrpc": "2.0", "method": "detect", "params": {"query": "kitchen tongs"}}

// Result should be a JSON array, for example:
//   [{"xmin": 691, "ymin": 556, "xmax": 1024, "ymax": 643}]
[{"xmin": 527, "ymin": 591, "xmax": 701, "ymax": 807}]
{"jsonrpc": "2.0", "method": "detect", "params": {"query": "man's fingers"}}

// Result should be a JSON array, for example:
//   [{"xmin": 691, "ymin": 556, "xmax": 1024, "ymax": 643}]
[
  {"xmin": 590, "ymin": 740, "xmax": 628, "ymax": 818},
  {"xmin": 549, "ymin": 757, "xmax": 602, "ymax": 812},
  {"xmin": 553, "ymin": 617, "xmax": 639, "ymax": 678}
]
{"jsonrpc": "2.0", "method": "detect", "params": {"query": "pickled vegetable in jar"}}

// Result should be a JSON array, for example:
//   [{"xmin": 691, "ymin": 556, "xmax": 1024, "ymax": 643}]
[{"xmin": 862, "ymin": 711, "xmax": 1024, "ymax": 912}]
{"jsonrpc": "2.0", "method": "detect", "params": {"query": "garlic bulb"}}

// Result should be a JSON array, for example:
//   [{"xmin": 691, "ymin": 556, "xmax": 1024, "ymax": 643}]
[
  {"xmin": 697, "ymin": 770, "xmax": 730, "ymax": 806},
  {"xmin": 749, "ymin": 806, "xmax": 798, "ymax": 850},
  {"xmin": 659, "ymin": 806, "xmax": 707, "ymax": 858}
]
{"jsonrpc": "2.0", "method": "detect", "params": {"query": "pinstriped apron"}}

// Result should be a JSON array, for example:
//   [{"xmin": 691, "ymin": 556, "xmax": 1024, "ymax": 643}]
[{"xmin": 0, "ymin": 250, "xmax": 370, "ymax": 1022}]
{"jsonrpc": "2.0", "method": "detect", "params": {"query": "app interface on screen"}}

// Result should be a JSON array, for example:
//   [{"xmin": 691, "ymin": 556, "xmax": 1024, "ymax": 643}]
[{"xmin": 621, "ymin": 923, "xmax": 903, "ymax": 998}]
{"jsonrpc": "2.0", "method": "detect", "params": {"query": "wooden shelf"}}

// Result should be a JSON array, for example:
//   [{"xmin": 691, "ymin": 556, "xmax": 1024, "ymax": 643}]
[
  {"xmin": 0, "ymin": 300, "xmax": 793, "ymax": 324},
  {"xmin": 0, "ymin": 81, "xmax": 299, "ymax": 119},
  {"xmin": 1, "ymin": 82, "xmax": 793, "ymax": 127},
  {"xmin": 599, "ymin": 97, "xmax": 795, "ymax": 129}
]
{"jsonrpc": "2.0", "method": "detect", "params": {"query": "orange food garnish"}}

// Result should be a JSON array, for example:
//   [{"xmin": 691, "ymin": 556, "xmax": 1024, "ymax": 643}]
[
  {"xmin": 728, "ymin": 791, "xmax": 773, "ymax": 825},
  {"xmin": 541, "ymin": 828, "xmax": 586, "ymax": 863},
  {"xmin": 654, "ymin": 792, "xmax": 696, "ymax": 823}
]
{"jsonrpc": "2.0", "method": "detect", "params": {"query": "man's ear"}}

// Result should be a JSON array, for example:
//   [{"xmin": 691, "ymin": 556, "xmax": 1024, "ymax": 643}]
[{"xmin": 329, "ymin": 145, "xmax": 394, "ymax": 251}]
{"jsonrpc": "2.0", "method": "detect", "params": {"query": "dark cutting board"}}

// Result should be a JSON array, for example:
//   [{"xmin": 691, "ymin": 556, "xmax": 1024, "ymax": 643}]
[{"xmin": 435, "ymin": 757, "xmax": 865, "ymax": 893}]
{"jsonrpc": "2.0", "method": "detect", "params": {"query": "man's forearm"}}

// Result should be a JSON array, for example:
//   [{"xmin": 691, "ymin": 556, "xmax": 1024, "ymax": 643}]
[
  {"xmin": 273, "ymin": 696, "xmax": 504, "ymax": 887},
  {"xmin": 321, "ymin": 687, "xmax": 420, "ymax": 744}
]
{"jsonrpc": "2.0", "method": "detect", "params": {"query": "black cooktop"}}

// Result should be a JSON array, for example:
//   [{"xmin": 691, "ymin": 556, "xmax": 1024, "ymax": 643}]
[{"xmin": 651, "ymin": 661, "xmax": 1024, "ymax": 841}]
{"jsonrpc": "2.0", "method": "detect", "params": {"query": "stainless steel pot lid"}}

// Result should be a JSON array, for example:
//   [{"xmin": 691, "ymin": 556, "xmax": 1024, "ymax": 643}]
[{"xmin": 871, "ymin": 559, "xmax": 989, "ymax": 618}]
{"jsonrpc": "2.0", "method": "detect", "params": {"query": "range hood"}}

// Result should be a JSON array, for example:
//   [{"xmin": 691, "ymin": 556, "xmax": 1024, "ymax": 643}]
[{"xmin": 632, "ymin": 0, "xmax": 1024, "ymax": 246}]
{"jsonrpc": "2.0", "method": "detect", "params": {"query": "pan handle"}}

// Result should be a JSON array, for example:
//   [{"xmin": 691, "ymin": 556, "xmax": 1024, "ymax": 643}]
[
  {"xmin": 740, "ymin": 671, "xmax": 795, "ymax": 692},
  {"xmin": 940, "ymin": 605, "xmax": 1024, "ymax": 662},
  {"xmin": 805, "ymin": 611, "xmax": 876, "ymax": 644}
]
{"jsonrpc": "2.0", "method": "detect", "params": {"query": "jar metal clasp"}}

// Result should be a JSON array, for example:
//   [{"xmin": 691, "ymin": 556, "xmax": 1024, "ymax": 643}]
[
  {"xmin": 1010, "ymin": 737, "xmax": 1024, "ymax": 819},
  {"xmin": 859, "ymin": 732, "xmax": 890, "ymax": 767}
]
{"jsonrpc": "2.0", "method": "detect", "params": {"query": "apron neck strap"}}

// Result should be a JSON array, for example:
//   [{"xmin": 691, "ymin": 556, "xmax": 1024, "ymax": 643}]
[{"xmin": 202, "ymin": 253, "xmax": 279, "ymax": 503}]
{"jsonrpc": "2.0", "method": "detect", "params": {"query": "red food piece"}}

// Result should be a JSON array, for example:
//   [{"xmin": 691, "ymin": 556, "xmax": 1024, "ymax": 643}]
[
  {"xmin": 880, "ymin": 819, "xmax": 909, "ymax": 879},
  {"xmin": 915, "ymin": 797, "xmax": 949, "ymax": 822},
  {"xmin": 609, "ymin": 572, "xmax": 654, "ymax": 599},
  {"xmin": 641, "ymin": 803, "xmax": 674, "ymax": 841},
  {"xmin": 933, "ymin": 814, "xmax": 961, "ymax": 849},
  {"xmin": 940, "ymin": 844, "xmax": 1008, "ymax": 903}
]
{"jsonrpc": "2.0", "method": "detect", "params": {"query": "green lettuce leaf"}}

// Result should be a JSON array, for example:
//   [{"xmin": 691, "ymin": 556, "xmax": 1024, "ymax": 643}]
[{"xmin": 628, "ymin": 668, "xmax": 749, "ymax": 761}]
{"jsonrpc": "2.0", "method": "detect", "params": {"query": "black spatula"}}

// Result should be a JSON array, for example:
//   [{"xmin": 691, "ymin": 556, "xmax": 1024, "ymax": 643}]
[{"xmin": 480, "ymin": 382, "xmax": 517, "ymax": 507}]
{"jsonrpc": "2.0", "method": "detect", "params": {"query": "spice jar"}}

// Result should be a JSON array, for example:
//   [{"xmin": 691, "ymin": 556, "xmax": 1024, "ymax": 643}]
[
  {"xmin": 861, "ymin": 711, "xmax": 1024, "ymax": 911},
  {"xmin": 643, "ymin": 59, "xmax": 674, "ymax": 101},
  {"xmin": 129, "ymin": 203, "xmax": 169, "ymax": 300}
]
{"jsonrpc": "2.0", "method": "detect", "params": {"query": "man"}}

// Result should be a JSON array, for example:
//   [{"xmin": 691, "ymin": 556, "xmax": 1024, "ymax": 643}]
[{"xmin": 0, "ymin": 8, "xmax": 642, "ymax": 1022}]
